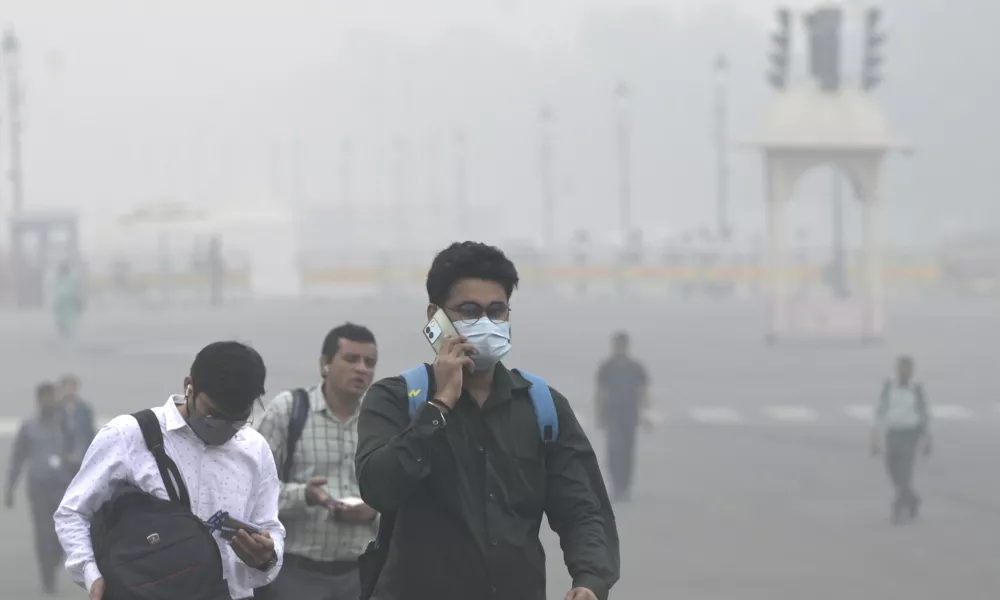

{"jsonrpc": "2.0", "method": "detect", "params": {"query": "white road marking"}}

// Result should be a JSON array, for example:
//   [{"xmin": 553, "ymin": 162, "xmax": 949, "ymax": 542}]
[
  {"xmin": 689, "ymin": 407, "xmax": 741, "ymax": 423},
  {"xmin": 763, "ymin": 406, "xmax": 819, "ymax": 422},
  {"xmin": 931, "ymin": 405, "xmax": 975, "ymax": 419},
  {"xmin": 844, "ymin": 405, "xmax": 875, "ymax": 420}
]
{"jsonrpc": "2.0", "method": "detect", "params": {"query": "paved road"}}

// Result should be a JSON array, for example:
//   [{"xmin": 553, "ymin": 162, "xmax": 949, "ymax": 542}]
[{"xmin": 1, "ymin": 294, "xmax": 998, "ymax": 599}]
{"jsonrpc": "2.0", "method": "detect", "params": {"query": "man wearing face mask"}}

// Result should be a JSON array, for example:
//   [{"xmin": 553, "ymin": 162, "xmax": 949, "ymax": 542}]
[
  {"xmin": 355, "ymin": 241, "xmax": 620, "ymax": 600},
  {"xmin": 55, "ymin": 341, "xmax": 285, "ymax": 600}
]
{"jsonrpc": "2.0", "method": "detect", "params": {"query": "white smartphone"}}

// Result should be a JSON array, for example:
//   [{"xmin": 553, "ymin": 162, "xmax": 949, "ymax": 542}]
[{"xmin": 423, "ymin": 307, "xmax": 461, "ymax": 354}]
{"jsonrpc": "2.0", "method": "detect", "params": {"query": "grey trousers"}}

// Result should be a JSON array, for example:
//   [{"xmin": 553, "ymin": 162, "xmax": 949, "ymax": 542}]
[
  {"xmin": 28, "ymin": 478, "xmax": 68, "ymax": 592},
  {"xmin": 885, "ymin": 427, "xmax": 922, "ymax": 510},
  {"xmin": 255, "ymin": 557, "xmax": 360, "ymax": 600}
]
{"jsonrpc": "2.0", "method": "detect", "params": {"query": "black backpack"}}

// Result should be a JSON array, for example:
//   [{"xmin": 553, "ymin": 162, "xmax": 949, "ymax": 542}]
[{"xmin": 89, "ymin": 409, "xmax": 231, "ymax": 600}]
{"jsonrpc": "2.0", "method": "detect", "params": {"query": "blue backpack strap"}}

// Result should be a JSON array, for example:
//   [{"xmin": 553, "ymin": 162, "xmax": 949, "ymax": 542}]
[
  {"xmin": 401, "ymin": 365, "xmax": 430, "ymax": 419},
  {"xmin": 516, "ymin": 370, "xmax": 559, "ymax": 443}
]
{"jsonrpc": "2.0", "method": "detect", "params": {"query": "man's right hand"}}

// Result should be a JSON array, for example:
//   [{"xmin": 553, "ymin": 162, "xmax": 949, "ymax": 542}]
[
  {"xmin": 89, "ymin": 578, "xmax": 105, "ymax": 600},
  {"xmin": 304, "ymin": 477, "xmax": 330, "ymax": 506},
  {"xmin": 432, "ymin": 335, "xmax": 477, "ymax": 409}
]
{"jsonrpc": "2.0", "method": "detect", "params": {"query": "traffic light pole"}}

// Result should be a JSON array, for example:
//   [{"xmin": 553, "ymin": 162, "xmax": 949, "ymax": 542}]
[
  {"xmin": 615, "ymin": 82, "xmax": 632, "ymax": 246},
  {"xmin": 713, "ymin": 55, "xmax": 730, "ymax": 239}
]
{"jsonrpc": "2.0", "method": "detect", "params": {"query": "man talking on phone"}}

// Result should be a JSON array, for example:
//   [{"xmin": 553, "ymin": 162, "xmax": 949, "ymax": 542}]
[{"xmin": 355, "ymin": 241, "xmax": 619, "ymax": 600}]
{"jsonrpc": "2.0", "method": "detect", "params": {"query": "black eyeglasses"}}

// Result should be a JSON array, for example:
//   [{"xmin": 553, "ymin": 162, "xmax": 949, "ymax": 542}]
[{"xmin": 448, "ymin": 302, "xmax": 511, "ymax": 325}]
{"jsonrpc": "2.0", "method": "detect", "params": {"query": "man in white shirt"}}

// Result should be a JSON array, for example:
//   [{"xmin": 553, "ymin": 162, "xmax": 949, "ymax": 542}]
[
  {"xmin": 871, "ymin": 355, "xmax": 932, "ymax": 525},
  {"xmin": 54, "ymin": 341, "xmax": 286, "ymax": 600}
]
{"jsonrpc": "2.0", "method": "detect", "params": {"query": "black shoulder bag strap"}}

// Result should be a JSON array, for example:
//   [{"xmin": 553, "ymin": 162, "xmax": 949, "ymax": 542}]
[
  {"xmin": 132, "ymin": 409, "xmax": 191, "ymax": 507},
  {"xmin": 281, "ymin": 389, "xmax": 311, "ymax": 482}
]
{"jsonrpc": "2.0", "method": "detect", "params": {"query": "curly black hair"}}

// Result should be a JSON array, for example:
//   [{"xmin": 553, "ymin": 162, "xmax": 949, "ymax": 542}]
[{"xmin": 426, "ymin": 241, "xmax": 519, "ymax": 307}]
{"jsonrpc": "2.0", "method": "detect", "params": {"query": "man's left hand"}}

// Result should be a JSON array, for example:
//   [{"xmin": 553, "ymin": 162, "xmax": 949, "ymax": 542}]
[
  {"xmin": 231, "ymin": 529, "xmax": 275, "ymax": 569},
  {"xmin": 564, "ymin": 588, "xmax": 598, "ymax": 600},
  {"xmin": 334, "ymin": 503, "xmax": 378, "ymax": 524}
]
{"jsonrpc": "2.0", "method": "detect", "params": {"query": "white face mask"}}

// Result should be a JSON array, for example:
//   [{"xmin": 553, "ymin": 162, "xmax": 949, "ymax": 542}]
[{"xmin": 453, "ymin": 317, "xmax": 511, "ymax": 372}]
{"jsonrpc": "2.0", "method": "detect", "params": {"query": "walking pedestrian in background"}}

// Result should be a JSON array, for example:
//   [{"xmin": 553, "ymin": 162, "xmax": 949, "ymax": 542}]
[
  {"xmin": 871, "ymin": 355, "xmax": 932, "ymax": 524},
  {"xmin": 5, "ymin": 382, "xmax": 76, "ymax": 594},
  {"xmin": 595, "ymin": 331, "xmax": 650, "ymax": 502}
]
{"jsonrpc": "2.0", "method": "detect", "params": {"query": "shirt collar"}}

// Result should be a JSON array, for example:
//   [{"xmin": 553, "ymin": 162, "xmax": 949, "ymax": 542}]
[
  {"xmin": 310, "ymin": 384, "xmax": 327, "ymax": 413},
  {"xmin": 165, "ymin": 395, "xmax": 190, "ymax": 431},
  {"xmin": 310, "ymin": 383, "xmax": 362, "ymax": 419}
]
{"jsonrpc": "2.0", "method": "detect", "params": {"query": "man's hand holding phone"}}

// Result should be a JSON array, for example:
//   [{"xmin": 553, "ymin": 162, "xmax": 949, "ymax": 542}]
[{"xmin": 433, "ymin": 335, "xmax": 477, "ymax": 409}]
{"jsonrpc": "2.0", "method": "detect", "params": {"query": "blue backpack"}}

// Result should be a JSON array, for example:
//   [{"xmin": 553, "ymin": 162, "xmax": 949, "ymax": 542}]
[
  {"xmin": 358, "ymin": 365, "xmax": 559, "ymax": 600},
  {"xmin": 401, "ymin": 364, "xmax": 559, "ymax": 442}
]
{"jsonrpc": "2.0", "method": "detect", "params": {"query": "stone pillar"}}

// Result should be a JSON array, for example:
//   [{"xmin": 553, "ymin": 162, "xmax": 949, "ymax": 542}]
[
  {"xmin": 860, "ymin": 172, "xmax": 884, "ymax": 340},
  {"xmin": 765, "ymin": 155, "xmax": 797, "ymax": 339}
]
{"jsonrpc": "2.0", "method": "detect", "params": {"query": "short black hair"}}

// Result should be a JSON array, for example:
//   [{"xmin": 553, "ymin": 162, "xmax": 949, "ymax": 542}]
[
  {"xmin": 613, "ymin": 331, "xmax": 630, "ymax": 344},
  {"xmin": 425, "ymin": 241, "xmax": 519, "ymax": 307},
  {"xmin": 321, "ymin": 323, "xmax": 377, "ymax": 358},
  {"xmin": 58, "ymin": 373, "xmax": 80, "ymax": 387},
  {"xmin": 190, "ymin": 341, "xmax": 266, "ymax": 415},
  {"xmin": 36, "ymin": 382, "xmax": 56, "ymax": 399}
]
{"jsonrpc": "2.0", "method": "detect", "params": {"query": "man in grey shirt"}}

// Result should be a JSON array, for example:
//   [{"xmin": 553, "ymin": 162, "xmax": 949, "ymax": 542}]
[
  {"xmin": 596, "ymin": 331, "xmax": 649, "ymax": 502},
  {"xmin": 871, "ymin": 355, "xmax": 932, "ymax": 525},
  {"xmin": 4, "ymin": 382, "xmax": 77, "ymax": 594}
]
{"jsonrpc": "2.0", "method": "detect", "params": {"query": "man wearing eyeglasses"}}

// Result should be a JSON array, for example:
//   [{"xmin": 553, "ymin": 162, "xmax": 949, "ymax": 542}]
[
  {"xmin": 356, "ymin": 241, "xmax": 620, "ymax": 600},
  {"xmin": 55, "ymin": 341, "xmax": 285, "ymax": 600}
]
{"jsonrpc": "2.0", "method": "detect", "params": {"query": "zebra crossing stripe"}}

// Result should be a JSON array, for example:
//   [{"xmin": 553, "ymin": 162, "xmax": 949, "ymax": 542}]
[
  {"xmin": 764, "ymin": 406, "xmax": 819, "ymax": 421},
  {"xmin": 931, "ymin": 405, "xmax": 974, "ymax": 419},
  {"xmin": 844, "ymin": 406, "xmax": 875, "ymax": 420},
  {"xmin": 690, "ymin": 407, "xmax": 741, "ymax": 423}
]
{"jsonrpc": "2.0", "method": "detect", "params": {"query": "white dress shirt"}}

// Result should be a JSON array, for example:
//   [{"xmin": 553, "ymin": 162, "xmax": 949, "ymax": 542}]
[{"xmin": 54, "ymin": 396, "xmax": 285, "ymax": 599}]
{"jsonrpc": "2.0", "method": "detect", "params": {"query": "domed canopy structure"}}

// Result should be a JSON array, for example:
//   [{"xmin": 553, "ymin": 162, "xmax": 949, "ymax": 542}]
[{"xmin": 753, "ymin": 81, "xmax": 909, "ymax": 152}]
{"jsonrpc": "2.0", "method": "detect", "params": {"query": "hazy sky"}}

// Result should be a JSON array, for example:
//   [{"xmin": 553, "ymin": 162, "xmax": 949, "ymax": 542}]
[{"xmin": 0, "ymin": 0, "xmax": 992, "ymax": 261}]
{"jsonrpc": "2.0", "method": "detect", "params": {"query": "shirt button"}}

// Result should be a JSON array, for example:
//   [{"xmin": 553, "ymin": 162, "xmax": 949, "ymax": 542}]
[
  {"xmin": 488, "ymin": 493, "xmax": 495, "ymax": 500},
  {"xmin": 491, "ymin": 539, "xmax": 498, "ymax": 546},
  {"xmin": 416, "ymin": 457, "xmax": 423, "ymax": 462},
  {"xmin": 432, "ymin": 419, "xmax": 440, "ymax": 426}
]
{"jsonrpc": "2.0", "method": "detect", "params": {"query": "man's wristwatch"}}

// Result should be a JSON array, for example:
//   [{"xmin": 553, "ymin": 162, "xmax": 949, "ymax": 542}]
[{"xmin": 255, "ymin": 551, "xmax": 278, "ymax": 572}]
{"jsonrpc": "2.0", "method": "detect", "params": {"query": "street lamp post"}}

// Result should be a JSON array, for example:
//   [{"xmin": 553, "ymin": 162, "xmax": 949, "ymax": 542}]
[
  {"xmin": 454, "ymin": 129, "xmax": 468, "ymax": 237},
  {"xmin": 3, "ymin": 29, "xmax": 23, "ymax": 217},
  {"xmin": 538, "ymin": 105, "xmax": 556, "ymax": 249},
  {"xmin": 615, "ymin": 81, "xmax": 632, "ymax": 246},
  {"xmin": 713, "ymin": 54, "xmax": 731, "ymax": 239}
]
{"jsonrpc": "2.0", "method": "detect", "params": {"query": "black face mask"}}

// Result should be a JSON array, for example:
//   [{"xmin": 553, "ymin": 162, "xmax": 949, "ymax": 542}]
[{"xmin": 186, "ymin": 396, "xmax": 246, "ymax": 446}]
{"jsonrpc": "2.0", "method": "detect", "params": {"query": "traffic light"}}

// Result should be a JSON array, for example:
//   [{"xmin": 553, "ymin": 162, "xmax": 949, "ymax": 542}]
[
  {"xmin": 862, "ymin": 8, "xmax": 885, "ymax": 90},
  {"xmin": 804, "ymin": 6, "xmax": 842, "ymax": 93},
  {"xmin": 766, "ymin": 8, "xmax": 791, "ymax": 90}
]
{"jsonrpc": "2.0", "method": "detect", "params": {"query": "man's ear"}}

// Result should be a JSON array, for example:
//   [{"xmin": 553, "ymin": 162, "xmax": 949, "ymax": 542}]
[{"xmin": 426, "ymin": 304, "xmax": 438, "ymax": 322}]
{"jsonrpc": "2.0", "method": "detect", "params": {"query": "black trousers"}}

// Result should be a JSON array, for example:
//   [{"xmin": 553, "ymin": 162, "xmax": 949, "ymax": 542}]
[
  {"xmin": 28, "ymin": 478, "xmax": 68, "ymax": 592},
  {"xmin": 885, "ymin": 427, "xmax": 922, "ymax": 512},
  {"xmin": 606, "ymin": 420, "xmax": 638, "ymax": 496},
  {"xmin": 254, "ymin": 555, "xmax": 360, "ymax": 600}
]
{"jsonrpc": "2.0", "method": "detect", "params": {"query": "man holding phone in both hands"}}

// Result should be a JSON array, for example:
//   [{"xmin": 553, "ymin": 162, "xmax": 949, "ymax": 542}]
[
  {"xmin": 254, "ymin": 323, "xmax": 380, "ymax": 600},
  {"xmin": 356, "ymin": 242, "xmax": 620, "ymax": 600}
]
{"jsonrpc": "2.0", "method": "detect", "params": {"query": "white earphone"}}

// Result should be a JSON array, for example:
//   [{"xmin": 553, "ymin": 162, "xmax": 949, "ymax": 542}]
[
  {"xmin": 185, "ymin": 385, "xmax": 193, "ymax": 398},
  {"xmin": 322, "ymin": 365, "xmax": 330, "ymax": 375}
]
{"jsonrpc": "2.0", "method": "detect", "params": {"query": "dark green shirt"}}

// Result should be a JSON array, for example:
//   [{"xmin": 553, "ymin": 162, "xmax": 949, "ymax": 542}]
[{"xmin": 355, "ymin": 363, "xmax": 620, "ymax": 600}]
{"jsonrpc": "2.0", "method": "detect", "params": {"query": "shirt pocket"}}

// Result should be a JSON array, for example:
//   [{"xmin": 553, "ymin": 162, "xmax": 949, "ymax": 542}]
[{"xmin": 490, "ymin": 431, "xmax": 547, "ymax": 516}]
